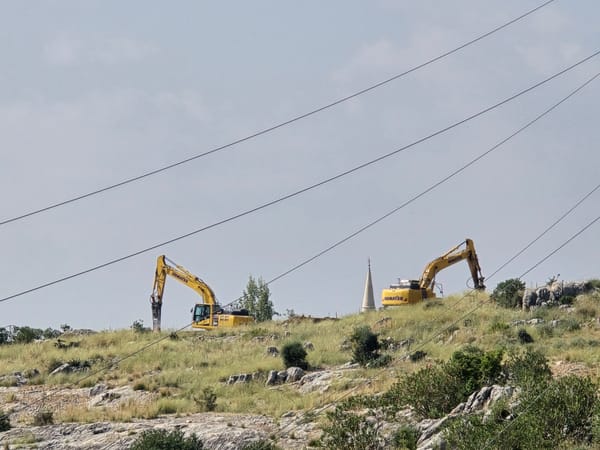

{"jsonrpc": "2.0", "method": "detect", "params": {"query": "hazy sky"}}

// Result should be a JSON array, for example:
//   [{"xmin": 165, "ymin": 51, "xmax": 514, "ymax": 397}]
[{"xmin": 1, "ymin": 1, "xmax": 599, "ymax": 331}]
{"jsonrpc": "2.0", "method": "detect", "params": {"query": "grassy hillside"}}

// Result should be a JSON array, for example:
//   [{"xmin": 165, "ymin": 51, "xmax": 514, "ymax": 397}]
[{"xmin": 1, "ymin": 290, "xmax": 599, "ymax": 425}]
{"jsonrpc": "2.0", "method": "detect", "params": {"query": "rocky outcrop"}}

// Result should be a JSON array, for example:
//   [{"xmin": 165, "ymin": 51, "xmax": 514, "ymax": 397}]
[
  {"xmin": 416, "ymin": 385, "xmax": 516, "ymax": 449},
  {"xmin": 523, "ymin": 280, "xmax": 589, "ymax": 309},
  {"xmin": 0, "ymin": 413, "xmax": 317, "ymax": 450}
]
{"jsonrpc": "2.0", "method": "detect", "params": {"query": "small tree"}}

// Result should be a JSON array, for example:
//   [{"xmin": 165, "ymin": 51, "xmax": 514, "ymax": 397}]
[
  {"xmin": 241, "ymin": 276, "xmax": 275, "ymax": 322},
  {"xmin": 14, "ymin": 326, "xmax": 43, "ymax": 344},
  {"xmin": 281, "ymin": 341, "xmax": 308, "ymax": 369},
  {"xmin": 349, "ymin": 326, "xmax": 381, "ymax": 367},
  {"xmin": 491, "ymin": 278, "xmax": 526, "ymax": 308},
  {"xmin": 0, "ymin": 328, "xmax": 9, "ymax": 345}
]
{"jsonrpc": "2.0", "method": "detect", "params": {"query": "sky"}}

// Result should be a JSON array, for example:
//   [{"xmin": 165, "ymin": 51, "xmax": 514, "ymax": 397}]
[{"xmin": 1, "ymin": 0, "xmax": 599, "ymax": 331}]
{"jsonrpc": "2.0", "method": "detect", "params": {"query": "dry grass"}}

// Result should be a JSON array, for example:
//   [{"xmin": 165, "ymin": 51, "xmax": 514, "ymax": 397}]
[{"xmin": 2, "ymin": 291, "xmax": 599, "ymax": 423}]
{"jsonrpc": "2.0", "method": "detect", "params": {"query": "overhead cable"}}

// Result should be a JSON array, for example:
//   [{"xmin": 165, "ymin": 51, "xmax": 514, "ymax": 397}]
[
  {"xmin": 0, "ymin": 0, "xmax": 556, "ymax": 227},
  {"xmin": 256, "ymin": 72, "xmax": 600, "ymax": 293},
  {"xmin": 0, "ymin": 52, "xmax": 597, "ymax": 305}
]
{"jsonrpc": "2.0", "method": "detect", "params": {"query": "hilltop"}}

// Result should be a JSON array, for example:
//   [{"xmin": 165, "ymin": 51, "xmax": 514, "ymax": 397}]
[{"xmin": 1, "ymin": 289, "xmax": 599, "ymax": 449}]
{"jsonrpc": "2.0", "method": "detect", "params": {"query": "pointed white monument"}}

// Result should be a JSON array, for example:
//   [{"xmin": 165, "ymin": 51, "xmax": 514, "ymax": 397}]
[{"xmin": 361, "ymin": 259, "xmax": 376, "ymax": 312}]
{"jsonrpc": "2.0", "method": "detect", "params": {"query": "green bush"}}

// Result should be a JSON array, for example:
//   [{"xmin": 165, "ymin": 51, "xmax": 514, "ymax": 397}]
[
  {"xmin": 14, "ymin": 326, "xmax": 43, "ymax": 344},
  {"xmin": 517, "ymin": 328, "xmax": 534, "ymax": 344},
  {"xmin": 521, "ymin": 375, "xmax": 598, "ymax": 444},
  {"xmin": 281, "ymin": 341, "xmax": 308, "ymax": 370},
  {"xmin": 129, "ymin": 429, "xmax": 204, "ymax": 450},
  {"xmin": 318, "ymin": 406, "xmax": 383, "ymax": 449},
  {"xmin": 491, "ymin": 278, "xmax": 525, "ymax": 308},
  {"xmin": 386, "ymin": 364, "xmax": 464, "ymax": 419},
  {"xmin": 195, "ymin": 387, "xmax": 217, "ymax": 412},
  {"xmin": 241, "ymin": 440, "xmax": 282, "ymax": 450},
  {"xmin": 392, "ymin": 424, "xmax": 420, "ymax": 450},
  {"xmin": 0, "ymin": 411, "xmax": 10, "ymax": 432},
  {"xmin": 0, "ymin": 327, "xmax": 9, "ymax": 345},
  {"xmin": 446, "ymin": 346, "xmax": 503, "ymax": 399},
  {"xmin": 503, "ymin": 348, "xmax": 551, "ymax": 388},
  {"xmin": 32, "ymin": 410, "xmax": 54, "ymax": 426},
  {"xmin": 349, "ymin": 326, "xmax": 381, "ymax": 367}
]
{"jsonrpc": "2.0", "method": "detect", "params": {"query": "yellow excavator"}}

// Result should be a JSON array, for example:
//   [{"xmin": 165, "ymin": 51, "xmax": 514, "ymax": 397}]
[
  {"xmin": 382, "ymin": 238, "xmax": 485, "ymax": 306},
  {"xmin": 150, "ymin": 255, "xmax": 254, "ymax": 332}
]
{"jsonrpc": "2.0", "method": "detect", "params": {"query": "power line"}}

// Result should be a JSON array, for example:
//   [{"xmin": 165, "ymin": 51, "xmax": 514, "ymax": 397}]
[
  {"xmin": 272, "ymin": 209, "xmax": 600, "ymax": 441},
  {"xmin": 0, "ymin": 0, "xmax": 557, "ymax": 228},
  {"xmin": 7, "ymin": 132, "xmax": 597, "ymax": 444},
  {"xmin": 487, "ymin": 180, "xmax": 600, "ymax": 280},
  {"xmin": 257, "ymin": 72, "xmax": 600, "ymax": 293},
  {"xmin": 0, "ymin": 52, "xmax": 597, "ymax": 306},
  {"xmin": 481, "ymin": 224, "xmax": 600, "ymax": 450}
]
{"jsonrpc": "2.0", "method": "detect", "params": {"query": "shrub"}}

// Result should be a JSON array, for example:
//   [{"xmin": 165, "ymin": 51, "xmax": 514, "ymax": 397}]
[
  {"xmin": 368, "ymin": 354, "xmax": 392, "ymax": 368},
  {"xmin": 491, "ymin": 278, "xmax": 525, "ymax": 308},
  {"xmin": 517, "ymin": 328, "xmax": 534, "ymax": 344},
  {"xmin": 489, "ymin": 321, "xmax": 509, "ymax": 333},
  {"xmin": 318, "ymin": 406, "xmax": 384, "ymax": 449},
  {"xmin": 241, "ymin": 440, "xmax": 282, "ymax": 450},
  {"xmin": 0, "ymin": 411, "xmax": 10, "ymax": 432},
  {"xmin": 196, "ymin": 387, "xmax": 217, "ymax": 412},
  {"xmin": 349, "ymin": 326, "xmax": 381, "ymax": 367},
  {"xmin": 129, "ymin": 429, "xmax": 204, "ymax": 450},
  {"xmin": 32, "ymin": 410, "xmax": 54, "ymax": 426},
  {"xmin": 446, "ymin": 346, "xmax": 503, "ymax": 399},
  {"xmin": 560, "ymin": 318, "xmax": 581, "ymax": 332},
  {"xmin": 392, "ymin": 424, "xmax": 420, "ymax": 450},
  {"xmin": 447, "ymin": 375, "xmax": 599, "ymax": 449},
  {"xmin": 131, "ymin": 320, "xmax": 149, "ymax": 333},
  {"xmin": 409, "ymin": 350, "xmax": 426, "ymax": 362},
  {"xmin": 502, "ymin": 348, "xmax": 551, "ymax": 388},
  {"xmin": 386, "ymin": 364, "xmax": 464, "ymax": 419},
  {"xmin": 281, "ymin": 341, "xmax": 308, "ymax": 370},
  {"xmin": 529, "ymin": 375, "xmax": 598, "ymax": 443}
]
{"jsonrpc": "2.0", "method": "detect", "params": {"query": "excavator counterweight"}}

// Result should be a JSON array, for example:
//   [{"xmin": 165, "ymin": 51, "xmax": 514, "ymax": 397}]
[{"xmin": 382, "ymin": 239, "xmax": 485, "ymax": 306}]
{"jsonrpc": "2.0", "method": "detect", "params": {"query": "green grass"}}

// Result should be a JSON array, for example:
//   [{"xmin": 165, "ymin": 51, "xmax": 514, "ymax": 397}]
[{"xmin": 1, "ymin": 291, "xmax": 599, "ymax": 423}]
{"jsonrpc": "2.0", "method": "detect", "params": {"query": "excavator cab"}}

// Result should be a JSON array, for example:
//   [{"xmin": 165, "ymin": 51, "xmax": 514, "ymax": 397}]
[{"xmin": 192, "ymin": 304, "xmax": 211, "ymax": 322}]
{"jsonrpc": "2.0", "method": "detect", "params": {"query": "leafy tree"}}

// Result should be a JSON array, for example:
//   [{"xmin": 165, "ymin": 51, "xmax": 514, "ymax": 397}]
[
  {"xmin": 491, "ymin": 278, "xmax": 525, "ymax": 308},
  {"xmin": 129, "ymin": 429, "xmax": 204, "ymax": 450},
  {"xmin": 14, "ymin": 326, "xmax": 43, "ymax": 344},
  {"xmin": 281, "ymin": 341, "xmax": 308, "ymax": 370},
  {"xmin": 0, "ymin": 327, "xmax": 9, "ymax": 345},
  {"xmin": 349, "ymin": 326, "xmax": 383, "ymax": 367},
  {"xmin": 43, "ymin": 327, "xmax": 61, "ymax": 339},
  {"xmin": 446, "ymin": 346, "xmax": 503, "ymax": 399},
  {"xmin": 241, "ymin": 276, "xmax": 275, "ymax": 322}
]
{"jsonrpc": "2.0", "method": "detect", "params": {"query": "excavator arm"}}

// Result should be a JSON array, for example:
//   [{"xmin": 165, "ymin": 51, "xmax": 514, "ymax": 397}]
[
  {"xmin": 150, "ymin": 255, "xmax": 218, "ymax": 332},
  {"xmin": 382, "ymin": 238, "xmax": 485, "ymax": 307},
  {"xmin": 419, "ymin": 239, "xmax": 485, "ymax": 291}
]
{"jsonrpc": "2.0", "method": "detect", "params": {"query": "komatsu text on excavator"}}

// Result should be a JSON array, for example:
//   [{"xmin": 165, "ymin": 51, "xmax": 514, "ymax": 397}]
[
  {"xmin": 150, "ymin": 255, "xmax": 253, "ymax": 332},
  {"xmin": 382, "ymin": 238, "xmax": 485, "ymax": 306}
]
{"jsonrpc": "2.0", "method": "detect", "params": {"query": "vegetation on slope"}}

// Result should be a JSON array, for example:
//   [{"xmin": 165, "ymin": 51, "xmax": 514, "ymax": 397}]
[{"xmin": 0, "ymin": 288, "xmax": 599, "ymax": 448}]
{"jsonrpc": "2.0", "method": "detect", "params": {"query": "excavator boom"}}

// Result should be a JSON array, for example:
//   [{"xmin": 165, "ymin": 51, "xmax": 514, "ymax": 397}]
[{"xmin": 382, "ymin": 239, "xmax": 485, "ymax": 307}]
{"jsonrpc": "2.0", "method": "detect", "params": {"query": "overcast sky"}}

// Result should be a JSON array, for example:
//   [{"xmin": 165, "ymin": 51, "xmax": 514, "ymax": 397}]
[{"xmin": 1, "ymin": 1, "xmax": 599, "ymax": 331}]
